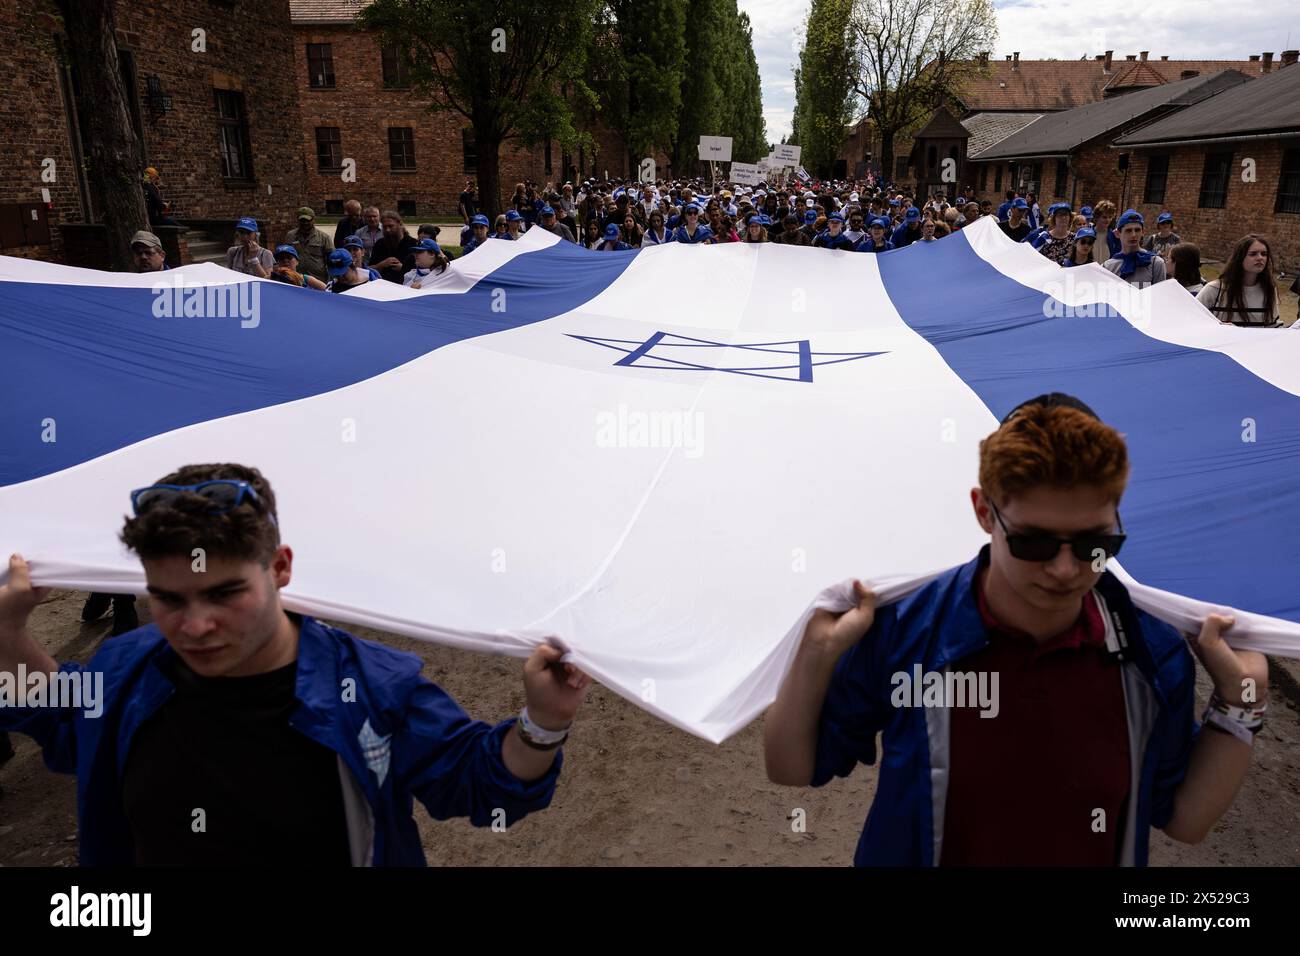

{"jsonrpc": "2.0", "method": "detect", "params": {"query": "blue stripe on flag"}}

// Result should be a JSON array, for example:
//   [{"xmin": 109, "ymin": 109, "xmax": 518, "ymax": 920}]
[
  {"xmin": 879, "ymin": 234, "xmax": 1300, "ymax": 624},
  {"xmin": 0, "ymin": 242, "xmax": 635, "ymax": 485}
]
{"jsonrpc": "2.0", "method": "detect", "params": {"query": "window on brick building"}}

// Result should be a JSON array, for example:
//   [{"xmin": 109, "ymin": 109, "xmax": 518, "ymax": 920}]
[
  {"xmin": 388, "ymin": 127, "xmax": 416, "ymax": 170},
  {"xmin": 994, "ymin": 164, "xmax": 1002, "ymax": 192},
  {"xmin": 895, "ymin": 156, "xmax": 908, "ymax": 179},
  {"xmin": 397, "ymin": 199, "xmax": 417, "ymax": 218},
  {"xmin": 545, "ymin": 138, "xmax": 553, "ymax": 175},
  {"xmin": 382, "ymin": 45, "xmax": 410, "ymax": 89},
  {"xmin": 1144, "ymin": 154, "xmax": 1169, "ymax": 205},
  {"xmin": 325, "ymin": 199, "xmax": 345, "ymax": 216},
  {"xmin": 315, "ymin": 127, "xmax": 342, "ymax": 171},
  {"xmin": 215, "ymin": 89, "xmax": 253, "ymax": 180},
  {"xmin": 1198, "ymin": 151, "xmax": 1232, "ymax": 209},
  {"xmin": 1055, "ymin": 160, "xmax": 1068, "ymax": 196},
  {"xmin": 1276, "ymin": 148, "xmax": 1300, "ymax": 215},
  {"xmin": 308, "ymin": 44, "xmax": 335, "ymax": 89},
  {"xmin": 462, "ymin": 129, "xmax": 477, "ymax": 174},
  {"xmin": 979, "ymin": 164, "xmax": 987, "ymax": 190}
]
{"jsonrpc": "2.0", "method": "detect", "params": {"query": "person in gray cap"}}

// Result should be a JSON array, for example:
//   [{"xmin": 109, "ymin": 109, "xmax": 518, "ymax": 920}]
[
  {"xmin": 289, "ymin": 207, "xmax": 334, "ymax": 282},
  {"xmin": 130, "ymin": 231, "xmax": 168, "ymax": 273}
]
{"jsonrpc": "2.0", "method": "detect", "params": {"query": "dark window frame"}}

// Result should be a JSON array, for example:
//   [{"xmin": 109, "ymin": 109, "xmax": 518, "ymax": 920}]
[
  {"xmin": 315, "ymin": 126, "xmax": 342, "ymax": 171},
  {"xmin": 214, "ymin": 89, "xmax": 254, "ymax": 181},
  {"xmin": 381, "ymin": 44, "xmax": 411, "ymax": 89},
  {"xmin": 462, "ymin": 129, "xmax": 477, "ymax": 174},
  {"xmin": 1198, "ymin": 151, "xmax": 1233, "ymax": 209},
  {"xmin": 1144, "ymin": 154, "xmax": 1169, "ymax": 205},
  {"xmin": 388, "ymin": 126, "xmax": 416, "ymax": 171},
  {"xmin": 307, "ymin": 43, "xmax": 336, "ymax": 89},
  {"xmin": 1055, "ymin": 159, "xmax": 1068, "ymax": 196},
  {"xmin": 1275, "ymin": 147, "xmax": 1300, "ymax": 215}
]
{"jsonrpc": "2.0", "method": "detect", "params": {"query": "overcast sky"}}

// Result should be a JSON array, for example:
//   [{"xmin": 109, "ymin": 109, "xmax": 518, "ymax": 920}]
[{"xmin": 739, "ymin": 0, "xmax": 1298, "ymax": 143}]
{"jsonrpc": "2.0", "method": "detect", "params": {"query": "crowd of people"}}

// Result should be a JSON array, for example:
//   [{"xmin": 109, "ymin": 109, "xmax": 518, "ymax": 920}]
[{"xmin": 124, "ymin": 172, "xmax": 1295, "ymax": 326}]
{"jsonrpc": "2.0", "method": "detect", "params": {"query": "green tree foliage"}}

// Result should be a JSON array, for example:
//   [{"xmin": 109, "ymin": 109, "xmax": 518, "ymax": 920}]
[
  {"xmin": 359, "ymin": 0, "xmax": 602, "ymax": 215},
  {"xmin": 603, "ymin": 0, "xmax": 687, "ymax": 177},
  {"xmin": 793, "ymin": 0, "xmax": 855, "ymax": 177}
]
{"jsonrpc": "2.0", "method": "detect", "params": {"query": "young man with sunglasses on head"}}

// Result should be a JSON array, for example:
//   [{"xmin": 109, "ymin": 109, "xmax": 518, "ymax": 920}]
[
  {"xmin": 765, "ymin": 394, "xmax": 1268, "ymax": 865},
  {"xmin": 0, "ymin": 463, "xmax": 590, "ymax": 865}
]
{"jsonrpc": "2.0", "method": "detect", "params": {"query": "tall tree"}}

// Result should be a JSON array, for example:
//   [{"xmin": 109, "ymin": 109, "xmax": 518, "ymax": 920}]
[
  {"xmin": 360, "ymin": 0, "xmax": 602, "ymax": 216},
  {"xmin": 671, "ymin": 0, "xmax": 722, "ymax": 175},
  {"xmin": 604, "ymin": 0, "xmax": 687, "ymax": 178},
  {"xmin": 793, "ymin": 0, "xmax": 855, "ymax": 177},
  {"xmin": 728, "ymin": 11, "xmax": 767, "ymax": 163},
  {"xmin": 56, "ymin": 0, "xmax": 148, "ymax": 271},
  {"xmin": 848, "ymin": 0, "xmax": 996, "ymax": 181}
]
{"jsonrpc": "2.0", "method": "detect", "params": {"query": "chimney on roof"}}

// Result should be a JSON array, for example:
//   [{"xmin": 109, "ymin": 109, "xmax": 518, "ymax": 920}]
[
  {"xmin": 1161, "ymin": 55, "xmax": 1169, "ymax": 61},
  {"xmin": 1012, "ymin": 52, "xmax": 1020, "ymax": 71},
  {"xmin": 1126, "ymin": 54, "xmax": 1137, "ymax": 61},
  {"xmin": 1139, "ymin": 51, "xmax": 1148, "ymax": 61},
  {"xmin": 1180, "ymin": 69, "xmax": 1199, "ymax": 79},
  {"xmin": 1263, "ymin": 51, "xmax": 1274, "ymax": 73},
  {"xmin": 1282, "ymin": 50, "xmax": 1299, "ymax": 67},
  {"xmin": 977, "ymin": 51, "xmax": 988, "ymax": 67},
  {"xmin": 1094, "ymin": 54, "xmax": 1104, "ymax": 61},
  {"xmin": 1104, "ymin": 50, "xmax": 1113, "ymax": 72},
  {"xmin": 1250, "ymin": 54, "xmax": 1260, "ymax": 61},
  {"xmin": 1005, "ymin": 54, "xmax": 1012, "ymax": 62}
]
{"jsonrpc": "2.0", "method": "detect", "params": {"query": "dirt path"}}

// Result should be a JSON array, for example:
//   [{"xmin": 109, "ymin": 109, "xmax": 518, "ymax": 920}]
[{"xmin": 2, "ymin": 589, "xmax": 1297, "ymax": 866}]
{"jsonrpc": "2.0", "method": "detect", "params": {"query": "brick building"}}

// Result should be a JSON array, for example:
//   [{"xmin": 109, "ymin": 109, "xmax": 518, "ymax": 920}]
[
  {"xmin": 0, "ymin": 0, "xmax": 307, "ymax": 265},
  {"xmin": 291, "ymin": 0, "xmax": 669, "ymax": 220},
  {"xmin": 967, "ymin": 70, "xmax": 1252, "ymax": 208},
  {"xmin": 1113, "ymin": 60, "xmax": 1300, "ymax": 270}
]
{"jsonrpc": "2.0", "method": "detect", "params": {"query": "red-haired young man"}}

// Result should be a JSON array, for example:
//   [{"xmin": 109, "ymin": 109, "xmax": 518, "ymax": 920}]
[{"xmin": 765, "ymin": 394, "xmax": 1267, "ymax": 865}]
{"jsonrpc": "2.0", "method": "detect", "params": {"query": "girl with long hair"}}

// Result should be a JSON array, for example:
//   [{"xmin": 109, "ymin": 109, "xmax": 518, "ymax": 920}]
[{"xmin": 1196, "ymin": 235, "xmax": 1280, "ymax": 326}]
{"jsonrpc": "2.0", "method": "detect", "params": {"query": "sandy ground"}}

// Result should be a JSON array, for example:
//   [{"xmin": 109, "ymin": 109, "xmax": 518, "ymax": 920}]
[{"xmin": 2, "ymin": 588, "xmax": 1298, "ymax": 867}]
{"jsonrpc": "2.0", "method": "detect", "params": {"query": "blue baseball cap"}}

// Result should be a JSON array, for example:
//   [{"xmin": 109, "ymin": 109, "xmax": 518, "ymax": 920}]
[
  {"xmin": 1011, "ymin": 198, "xmax": 1029, "ymax": 210},
  {"xmin": 1074, "ymin": 226, "xmax": 1097, "ymax": 240},
  {"xmin": 1047, "ymin": 202, "xmax": 1071, "ymax": 217},
  {"xmin": 803, "ymin": 210, "xmax": 817, "ymax": 223},
  {"xmin": 504, "ymin": 210, "xmax": 523, "ymax": 222},
  {"xmin": 685, "ymin": 203, "xmax": 702, "ymax": 213},
  {"xmin": 1157, "ymin": 211, "xmax": 1174, "ymax": 224},
  {"xmin": 235, "ymin": 216, "xmax": 259, "ymax": 233},
  {"xmin": 753, "ymin": 214, "xmax": 772, "ymax": 226},
  {"xmin": 870, "ymin": 217, "xmax": 888, "ymax": 229},
  {"xmin": 540, "ymin": 205, "xmax": 556, "ymax": 216},
  {"xmin": 1116, "ymin": 208, "xmax": 1144, "ymax": 228},
  {"xmin": 828, "ymin": 212, "xmax": 844, "ymax": 223},
  {"xmin": 905, "ymin": 206, "xmax": 921, "ymax": 221},
  {"xmin": 470, "ymin": 214, "xmax": 490, "ymax": 227},
  {"xmin": 342, "ymin": 234, "xmax": 365, "ymax": 250},
  {"xmin": 1080, "ymin": 205, "xmax": 1094, "ymax": 218},
  {"xmin": 326, "ymin": 249, "xmax": 353, "ymax": 277},
  {"xmin": 273, "ymin": 244, "xmax": 298, "ymax": 259},
  {"xmin": 414, "ymin": 238, "xmax": 441, "ymax": 253},
  {"xmin": 603, "ymin": 223, "xmax": 621, "ymax": 239},
  {"xmin": 889, "ymin": 198, "xmax": 901, "ymax": 206}
]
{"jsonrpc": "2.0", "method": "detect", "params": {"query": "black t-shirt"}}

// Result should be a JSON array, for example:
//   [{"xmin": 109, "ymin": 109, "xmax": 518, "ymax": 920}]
[
  {"xmin": 369, "ymin": 234, "xmax": 417, "ymax": 283},
  {"xmin": 121, "ymin": 650, "xmax": 350, "ymax": 866},
  {"xmin": 1000, "ymin": 220, "xmax": 1032, "ymax": 242},
  {"xmin": 459, "ymin": 191, "xmax": 477, "ymax": 220}
]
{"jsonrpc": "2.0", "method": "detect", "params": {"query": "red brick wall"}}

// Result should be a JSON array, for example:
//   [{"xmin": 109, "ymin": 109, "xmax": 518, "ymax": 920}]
[
  {"xmin": 0, "ymin": 1, "xmax": 86, "ymax": 263},
  {"xmin": 1126, "ymin": 142, "xmax": 1299, "ymax": 270},
  {"xmin": 293, "ymin": 25, "xmax": 669, "ymax": 219},
  {"xmin": 0, "ymin": 0, "xmax": 307, "ymax": 263}
]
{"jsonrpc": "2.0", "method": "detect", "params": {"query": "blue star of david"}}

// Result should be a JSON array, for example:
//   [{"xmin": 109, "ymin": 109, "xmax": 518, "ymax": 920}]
[{"xmin": 567, "ymin": 331, "xmax": 887, "ymax": 383}]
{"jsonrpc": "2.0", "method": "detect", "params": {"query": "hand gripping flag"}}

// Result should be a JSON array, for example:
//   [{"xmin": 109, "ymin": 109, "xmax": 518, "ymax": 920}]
[{"xmin": 2, "ymin": 218, "xmax": 1298, "ymax": 742}]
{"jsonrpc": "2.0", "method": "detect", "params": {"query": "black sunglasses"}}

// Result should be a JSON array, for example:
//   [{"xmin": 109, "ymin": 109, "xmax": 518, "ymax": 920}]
[{"xmin": 989, "ymin": 501, "xmax": 1124, "ymax": 563}]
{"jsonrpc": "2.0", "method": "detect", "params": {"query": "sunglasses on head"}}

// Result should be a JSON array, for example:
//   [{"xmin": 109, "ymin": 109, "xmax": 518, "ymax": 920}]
[
  {"xmin": 989, "ymin": 500, "xmax": 1124, "ymax": 563},
  {"xmin": 130, "ymin": 480, "xmax": 276, "ymax": 524}
]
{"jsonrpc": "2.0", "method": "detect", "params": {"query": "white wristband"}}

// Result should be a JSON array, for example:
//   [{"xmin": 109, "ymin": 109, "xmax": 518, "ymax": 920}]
[
  {"xmin": 519, "ymin": 706, "xmax": 569, "ymax": 745},
  {"xmin": 1202, "ymin": 708, "xmax": 1257, "ymax": 746}
]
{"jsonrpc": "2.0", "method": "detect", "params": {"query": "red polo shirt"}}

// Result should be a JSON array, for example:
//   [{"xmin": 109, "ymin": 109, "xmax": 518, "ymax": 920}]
[{"xmin": 939, "ymin": 571, "xmax": 1131, "ymax": 866}]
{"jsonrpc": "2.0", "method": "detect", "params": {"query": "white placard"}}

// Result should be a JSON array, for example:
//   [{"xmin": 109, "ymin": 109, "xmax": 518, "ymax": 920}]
[
  {"xmin": 729, "ymin": 162, "xmax": 764, "ymax": 186},
  {"xmin": 772, "ymin": 144, "xmax": 802, "ymax": 164},
  {"xmin": 698, "ymin": 136, "xmax": 733, "ymax": 162}
]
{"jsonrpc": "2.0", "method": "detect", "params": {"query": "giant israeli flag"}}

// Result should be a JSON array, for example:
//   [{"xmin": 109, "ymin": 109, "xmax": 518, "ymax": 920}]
[{"xmin": 2, "ymin": 217, "xmax": 1298, "ymax": 742}]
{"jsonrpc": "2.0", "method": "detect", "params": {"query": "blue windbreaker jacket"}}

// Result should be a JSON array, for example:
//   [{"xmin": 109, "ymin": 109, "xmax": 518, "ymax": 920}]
[
  {"xmin": 812, "ymin": 547, "xmax": 1198, "ymax": 866},
  {"xmin": 0, "ymin": 616, "xmax": 561, "ymax": 866}
]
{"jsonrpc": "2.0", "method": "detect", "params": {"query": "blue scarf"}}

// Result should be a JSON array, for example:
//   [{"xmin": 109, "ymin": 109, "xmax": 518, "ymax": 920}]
[{"xmin": 1114, "ymin": 248, "xmax": 1154, "ymax": 277}]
